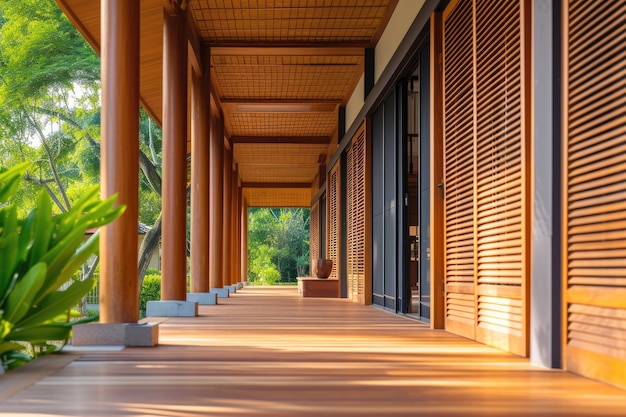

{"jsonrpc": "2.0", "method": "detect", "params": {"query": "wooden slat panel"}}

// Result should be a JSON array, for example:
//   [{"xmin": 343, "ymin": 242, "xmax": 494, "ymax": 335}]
[
  {"xmin": 474, "ymin": 0, "xmax": 526, "ymax": 356},
  {"xmin": 346, "ymin": 124, "xmax": 367, "ymax": 303},
  {"xmin": 564, "ymin": 0, "xmax": 626, "ymax": 389},
  {"xmin": 327, "ymin": 163, "xmax": 340, "ymax": 281},
  {"xmin": 443, "ymin": 0, "xmax": 476, "ymax": 340},
  {"xmin": 310, "ymin": 201, "xmax": 320, "ymax": 271},
  {"xmin": 442, "ymin": 0, "xmax": 528, "ymax": 355}
]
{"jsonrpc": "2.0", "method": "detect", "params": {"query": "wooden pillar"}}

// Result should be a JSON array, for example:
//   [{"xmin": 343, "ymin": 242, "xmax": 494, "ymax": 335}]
[
  {"xmin": 100, "ymin": 0, "xmax": 140, "ymax": 323},
  {"xmin": 237, "ymin": 184, "xmax": 243, "ymax": 283},
  {"xmin": 241, "ymin": 197, "xmax": 248, "ymax": 283},
  {"xmin": 190, "ymin": 62, "xmax": 210, "ymax": 293},
  {"xmin": 222, "ymin": 145, "xmax": 233, "ymax": 287},
  {"xmin": 161, "ymin": 4, "xmax": 188, "ymax": 300},
  {"xmin": 231, "ymin": 166, "xmax": 239, "ymax": 284},
  {"xmin": 209, "ymin": 112, "xmax": 224, "ymax": 289}
]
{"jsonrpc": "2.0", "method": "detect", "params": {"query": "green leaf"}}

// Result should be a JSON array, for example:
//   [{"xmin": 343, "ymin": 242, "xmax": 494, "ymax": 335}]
[
  {"xmin": 14, "ymin": 277, "xmax": 96, "ymax": 329},
  {"xmin": 4, "ymin": 262, "xmax": 47, "ymax": 324},
  {"xmin": 6, "ymin": 324, "xmax": 71, "ymax": 343},
  {"xmin": 0, "ymin": 341, "xmax": 26, "ymax": 356},
  {"xmin": 36, "ymin": 228, "xmax": 84, "ymax": 300},
  {"xmin": 28, "ymin": 190, "xmax": 53, "ymax": 264},
  {"xmin": 17, "ymin": 209, "xmax": 36, "ymax": 265},
  {"xmin": 0, "ymin": 162, "xmax": 30, "ymax": 203},
  {"xmin": 0, "ymin": 206, "xmax": 19, "ymax": 294},
  {"xmin": 54, "ymin": 231, "xmax": 100, "ymax": 290}
]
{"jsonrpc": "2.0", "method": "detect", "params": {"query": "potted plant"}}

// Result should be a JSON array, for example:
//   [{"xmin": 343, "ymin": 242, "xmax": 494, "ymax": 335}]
[{"xmin": 0, "ymin": 162, "xmax": 124, "ymax": 371}]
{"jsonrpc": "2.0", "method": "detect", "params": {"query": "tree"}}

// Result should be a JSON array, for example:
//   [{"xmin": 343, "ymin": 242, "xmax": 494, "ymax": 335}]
[
  {"xmin": 247, "ymin": 208, "xmax": 310, "ymax": 284},
  {"xmin": 0, "ymin": 0, "xmax": 163, "ymax": 292}
]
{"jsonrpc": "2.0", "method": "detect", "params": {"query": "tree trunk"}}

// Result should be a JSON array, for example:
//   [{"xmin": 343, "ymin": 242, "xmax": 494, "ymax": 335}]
[{"xmin": 138, "ymin": 212, "xmax": 162, "ymax": 289}]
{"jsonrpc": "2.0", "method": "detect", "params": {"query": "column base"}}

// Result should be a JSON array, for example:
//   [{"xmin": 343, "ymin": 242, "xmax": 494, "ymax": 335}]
[
  {"xmin": 210, "ymin": 288, "xmax": 230, "ymax": 298},
  {"xmin": 146, "ymin": 300, "xmax": 198, "ymax": 317},
  {"xmin": 236, "ymin": 282, "xmax": 244, "ymax": 290},
  {"xmin": 72, "ymin": 322, "xmax": 159, "ymax": 347},
  {"xmin": 187, "ymin": 292, "xmax": 218, "ymax": 305},
  {"xmin": 225, "ymin": 285, "xmax": 237, "ymax": 293}
]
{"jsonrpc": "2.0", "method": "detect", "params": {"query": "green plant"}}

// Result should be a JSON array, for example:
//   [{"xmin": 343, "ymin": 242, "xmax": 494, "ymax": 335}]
[
  {"xmin": 0, "ymin": 162, "xmax": 124, "ymax": 371},
  {"xmin": 139, "ymin": 274, "xmax": 161, "ymax": 312}
]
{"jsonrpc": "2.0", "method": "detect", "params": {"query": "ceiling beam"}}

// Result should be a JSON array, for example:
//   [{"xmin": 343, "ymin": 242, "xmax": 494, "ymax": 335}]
[
  {"xmin": 242, "ymin": 182, "xmax": 312, "ymax": 189},
  {"xmin": 232, "ymin": 136, "xmax": 330, "ymax": 145},
  {"xmin": 209, "ymin": 45, "xmax": 366, "ymax": 57},
  {"xmin": 221, "ymin": 100, "xmax": 340, "ymax": 113}
]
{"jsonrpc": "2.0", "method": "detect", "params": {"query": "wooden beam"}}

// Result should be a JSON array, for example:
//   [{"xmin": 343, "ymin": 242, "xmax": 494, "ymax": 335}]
[
  {"xmin": 186, "ymin": 11, "xmax": 202, "ymax": 74},
  {"xmin": 242, "ymin": 182, "xmax": 311, "ymax": 189},
  {"xmin": 232, "ymin": 136, "xmax": 330, "ymax": 145},
  {"xmin": 221, "ymin": 100, "xmax": 340, "ymax": 114},
  {"xmin": 209, "ymin": 45, "xmax": 367, "ymax": 56}
]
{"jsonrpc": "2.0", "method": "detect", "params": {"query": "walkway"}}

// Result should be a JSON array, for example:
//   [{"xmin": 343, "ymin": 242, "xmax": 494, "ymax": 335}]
[{"xmin": 1, "ymin": 286, "xmax": 626, "ymax": 416}]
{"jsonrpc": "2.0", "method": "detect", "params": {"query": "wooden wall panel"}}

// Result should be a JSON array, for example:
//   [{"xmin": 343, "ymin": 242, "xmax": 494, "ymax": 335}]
[
  {"xmin": 441, "ymin": 0, "xmax": 529, "ymax": 355},
  {"xmin": 443, "ymin": 0, "xmax": 476, "ymax": 340},
  {"xmin": 310, "ymin": 201, "xmax": 320, "ymax": 273},
  {"xmin": 327, "ymin": 163, "xmax": 340, "ymax": 281},
  {"xmin": 346, "ymin": 124, "xmax": 367, "ymax": 303},
  {"xmin": 474, "ymin": 0, "xmax": 528, "ymax": 356},
  {"xmin": 563, "ymin": 0, "xmax": 626, "ymax": 388}
]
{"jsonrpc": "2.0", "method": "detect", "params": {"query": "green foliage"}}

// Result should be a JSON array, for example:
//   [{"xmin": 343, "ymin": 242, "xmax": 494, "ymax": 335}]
[
  {"xmin": 247, "ymin": 208, "xmax": 310, "ymax": 284},
  {"xmin": 0, "ymin": 0, "xmax": 99, "ymax": 103},
  {"xmin": 139, "ymin": 274, "xmax": 161, "ymax": 312},
  {"xmin": 0, "ymin": 163, "xmax": 124, "ymax": 371}
]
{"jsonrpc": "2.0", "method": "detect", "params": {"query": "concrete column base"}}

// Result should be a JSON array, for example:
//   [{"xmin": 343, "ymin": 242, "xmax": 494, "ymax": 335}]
[
  {"xmin": 225, "ymin": 285, "xmax": 237, "ymax": 293},
  {"xmin": 210, "ymin": 288, "xmax": 230, "ymax": 298},
  {"xmin": 146, "ymin": 300, "xmax": 198, "ymax": 317},
  {"xmin": 187, "ymin": 292, "xmax": 218, "ymax": 305},
  {"xmin": 236, "ymin": 282, "xmax": 244, "ymax": 290},
  {"xmin": 72, "ymin": 322, "xmax": 159, "ymax": 347}
]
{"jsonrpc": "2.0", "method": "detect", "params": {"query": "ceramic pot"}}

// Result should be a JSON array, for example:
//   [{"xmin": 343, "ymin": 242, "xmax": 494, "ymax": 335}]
[{"xmin": 315, "ymin": 259, "xmax": 333, "ymax": 279}]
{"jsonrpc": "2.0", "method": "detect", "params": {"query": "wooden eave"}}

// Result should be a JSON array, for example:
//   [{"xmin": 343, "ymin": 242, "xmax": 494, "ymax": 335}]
[{"xmin": 55, "ymin": 0, "xmax": 399, "ymax": 208}]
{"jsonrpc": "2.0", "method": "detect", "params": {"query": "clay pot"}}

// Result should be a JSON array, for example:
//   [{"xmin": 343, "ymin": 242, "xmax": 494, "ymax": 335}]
[{"xmin": 315, "ymin": 259, "xmax": 333, "ymax": 279}]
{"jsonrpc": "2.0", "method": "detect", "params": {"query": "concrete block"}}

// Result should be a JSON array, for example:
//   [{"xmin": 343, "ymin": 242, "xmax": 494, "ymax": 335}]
[
  {"xmin": 125, "ymin": 323, "xmax": 159, "ymax": 347},
  {"xmin": 210, "ymin": 287, "xmax": 230, "ymax": 298},
  {"xmin": 225, "ymin": 285, "xmax": 237, "ymax": 293},
  {"xmin": 187, "ymin": 292, "xmax": 218, "ymax": 305},
  {"xmin": 72, "ymin": 322, "xmax": 159, "ymax": 347},
  {"xmin": 236, "ymin": 282, "xmax": 244, "ymax": 290},
  {"xmin": 146, "ymin": 300, "xmax": 198, "ymax": 317},
  {"xmin": 72, "ymin": 323, "xmax": 125, "ymax": 346}
]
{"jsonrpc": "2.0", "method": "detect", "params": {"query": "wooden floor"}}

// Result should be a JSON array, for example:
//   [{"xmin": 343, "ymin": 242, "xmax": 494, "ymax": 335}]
[{"xmin": 1, "ymin": 286, "xmax": 626, "ymax": 416}]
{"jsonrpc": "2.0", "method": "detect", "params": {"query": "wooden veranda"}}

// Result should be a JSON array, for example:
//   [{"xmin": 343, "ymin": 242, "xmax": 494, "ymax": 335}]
[{"xmin": 2, "ymin": 286, "xmax": 626, "ymax": 416}]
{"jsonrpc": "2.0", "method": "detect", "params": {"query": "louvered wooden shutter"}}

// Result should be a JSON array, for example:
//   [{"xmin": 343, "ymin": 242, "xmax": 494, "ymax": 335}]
[
  {"xmin": 347, "ymin": 144, "xmax": 356, "ymax": 299},
  {"xmin": 563, "ymin": 0, "xmax": 626, "ymax": 388},
  {"xmin": 310, "ymin": 201, "xmax": 320, "ymax": 272},
  {"xmin": 442, "ymin": 0, "xmax": 528, "ymax": 355},
  {"xmin": 346, "ymin": 125, "xmax": 367, "ymax": 302},
  {"xmin": 474, "ymin": 0, "xmax": 527, "ymax": 355},
  {"xmin": 443, "ymin": 0, "xmax": 476, "ymax": 340},
  {"xmin": 327, "ymin": 163, "xmax": 340, "ymax": 280}
]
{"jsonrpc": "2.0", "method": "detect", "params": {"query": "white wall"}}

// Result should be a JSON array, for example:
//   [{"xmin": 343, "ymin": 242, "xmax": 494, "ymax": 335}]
[
  {"xmin": 375, "ymin": 0, "xmax": 425, "ymax": 82},
  {"xmin": 345, "ymin": 74, "xmax": 364, "ymax": 134}
]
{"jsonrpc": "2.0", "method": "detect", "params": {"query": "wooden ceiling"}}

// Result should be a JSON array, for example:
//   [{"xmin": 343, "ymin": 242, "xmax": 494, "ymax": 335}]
[{"xmin": 56, "ymin": 0, "xmax": 398, "ymax": 207}]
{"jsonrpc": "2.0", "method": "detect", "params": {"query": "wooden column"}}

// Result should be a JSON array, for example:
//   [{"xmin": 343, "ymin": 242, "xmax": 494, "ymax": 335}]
[
  {"xmin": 231, "ymin": 166, "xmax": 239, "ymax": 284},
  {"xmin": 190, "ymin": 63, "xmax": 210, "ymax": 293},
  {"xmin": 241, "ymin": 196, "xmax": 248, "ymax": 283},
  {"xmin": 100, "ymin": 0, "xmax": 140, "ymax": 324},
  {"xmin": 222, "ymin": 145, "xmax": 233, "ymax": 287},
  {"xmin": 237, "ymin": 184, "xmax": 243, "ymax": 283},
  {"xmin": 209, "ymin": 112, "xmax": 224, "ymax": 289},
  {"xmin": 161, "ymin": 4, "xmax": 188, "ymax": 300}
]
